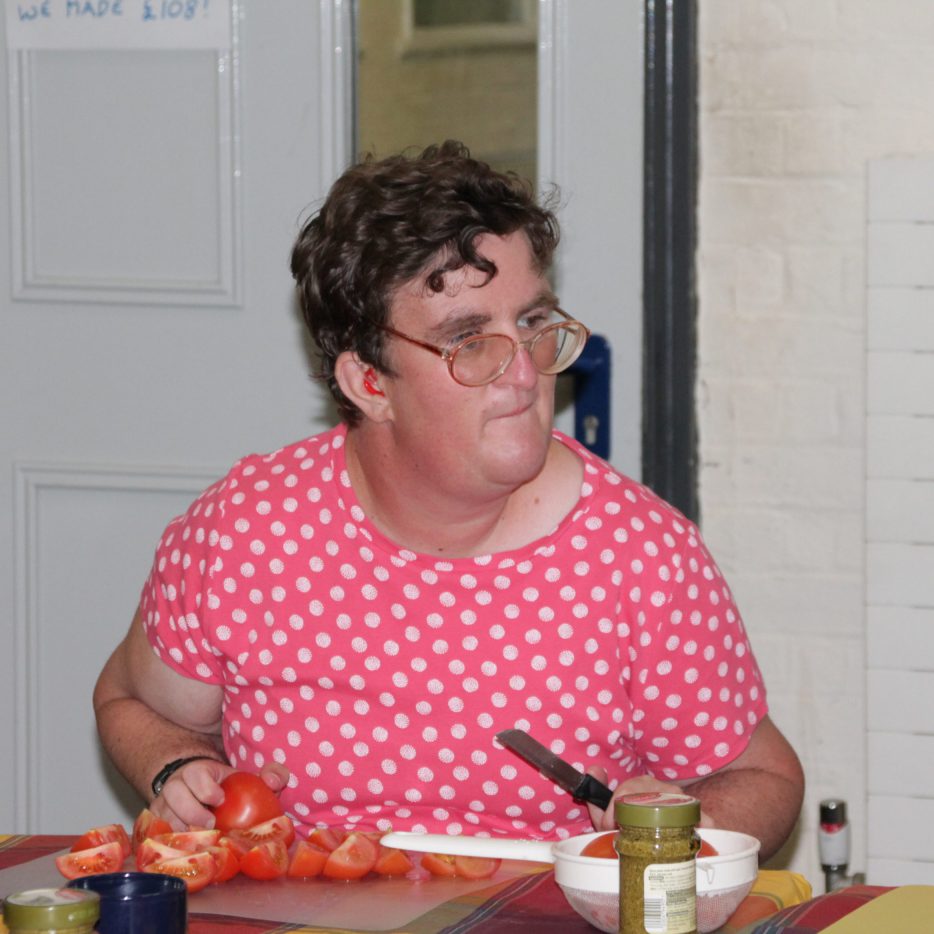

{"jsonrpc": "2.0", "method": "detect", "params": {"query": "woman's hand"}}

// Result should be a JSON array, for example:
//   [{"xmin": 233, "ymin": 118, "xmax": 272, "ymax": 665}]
[
  {"xmin": 152, "ymin": 760, "xmax": 289, "ymax": 830},
  {"xmin": 585, "ymin": 766, "xmax": 715, "ymax": 832}
]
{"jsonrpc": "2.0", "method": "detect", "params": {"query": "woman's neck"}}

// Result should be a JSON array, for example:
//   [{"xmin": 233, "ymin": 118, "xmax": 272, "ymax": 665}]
[{"xmin": 343, "ymin": 426, "xmax": 582, "ymax": 557}]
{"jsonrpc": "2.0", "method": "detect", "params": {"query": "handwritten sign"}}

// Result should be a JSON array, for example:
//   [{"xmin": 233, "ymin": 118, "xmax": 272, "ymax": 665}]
[{"xmin": 7, "ymin": 0, "xmax": 232, "ymax": 49}]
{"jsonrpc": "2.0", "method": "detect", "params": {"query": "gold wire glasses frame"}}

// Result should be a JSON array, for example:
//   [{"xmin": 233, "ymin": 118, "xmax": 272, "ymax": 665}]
[{"xmin": 376, "ymin": 309, "xmax": 592, "ymax": 387}]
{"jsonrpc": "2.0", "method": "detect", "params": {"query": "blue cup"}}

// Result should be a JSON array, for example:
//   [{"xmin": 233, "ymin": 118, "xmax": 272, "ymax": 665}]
[{"xmin": 67, "ymin": 871, "xmax": 186, "ymax": 934}]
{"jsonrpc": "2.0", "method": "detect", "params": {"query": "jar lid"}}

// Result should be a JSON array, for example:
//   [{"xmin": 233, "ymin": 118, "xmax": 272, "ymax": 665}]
[
  {"xmin": 2, "ymin": 887, "xmax": 101, "ymax": 929},
  {"xmin": 614, "ymin": 792, "xmax": 700, "ymax": 828}
]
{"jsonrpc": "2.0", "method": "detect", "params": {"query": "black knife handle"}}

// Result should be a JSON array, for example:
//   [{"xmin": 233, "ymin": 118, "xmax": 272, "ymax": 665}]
[{"xmin": 573, "ymin": 773, "xmax": 614, "ymax": 810}]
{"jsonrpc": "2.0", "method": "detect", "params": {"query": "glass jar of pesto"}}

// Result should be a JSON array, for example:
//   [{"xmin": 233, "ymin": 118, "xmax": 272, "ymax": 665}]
[
  {"xmin": 615, "ymin": 792, "xmax": 701, "ymax": 934},
  {"xmin": 2, "ymin": 887, "xmax": 100, "ymax": 933}
]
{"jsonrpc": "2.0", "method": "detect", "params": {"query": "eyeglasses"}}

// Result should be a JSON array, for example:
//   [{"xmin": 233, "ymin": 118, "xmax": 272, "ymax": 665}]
[{"xmin": 376, "ymin": 309, "xmax": 591, "ymax": 387}]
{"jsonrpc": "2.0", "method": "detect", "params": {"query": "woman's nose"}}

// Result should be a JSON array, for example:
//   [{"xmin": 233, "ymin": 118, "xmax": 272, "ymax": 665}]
[{"xmin": 496, "ymin": 339, "xmax": 539, "ymax": 387}]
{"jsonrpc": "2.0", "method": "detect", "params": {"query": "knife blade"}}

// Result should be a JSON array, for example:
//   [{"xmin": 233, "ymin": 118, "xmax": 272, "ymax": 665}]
[{"xmin": 496, "ymin": 728, "xmax": 613, "ymax": 810}]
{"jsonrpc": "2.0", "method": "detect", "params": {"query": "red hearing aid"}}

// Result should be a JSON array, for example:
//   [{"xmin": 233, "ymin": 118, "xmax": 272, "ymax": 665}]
[{"xmin": 363, "ymin": 368, "xmax": 384, "ymax": 396}]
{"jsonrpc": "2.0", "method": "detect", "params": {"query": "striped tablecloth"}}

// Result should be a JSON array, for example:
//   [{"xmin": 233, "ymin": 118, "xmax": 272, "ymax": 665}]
[{"xmin": 0, "ymin": 834, "xmax": 881, "ymax": 933}]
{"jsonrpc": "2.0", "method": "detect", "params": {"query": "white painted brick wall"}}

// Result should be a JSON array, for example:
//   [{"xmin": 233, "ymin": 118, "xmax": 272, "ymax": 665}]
[
  {"xmin": 865, "ymin": 155, "xmax": 934, "ymax": 886},
  {"xmin": 698, "ymin": 1, "xmax": 934, "ymax": 888}
]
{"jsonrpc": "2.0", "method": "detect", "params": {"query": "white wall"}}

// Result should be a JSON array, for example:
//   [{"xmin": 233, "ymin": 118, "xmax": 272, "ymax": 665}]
[
  {"xmin": 866, "ymin": 155, "xmax": 934, "ymax": 885},
  {"xmin": 698, "ymin": 1, "xmax": 934, "ymax": 887}
]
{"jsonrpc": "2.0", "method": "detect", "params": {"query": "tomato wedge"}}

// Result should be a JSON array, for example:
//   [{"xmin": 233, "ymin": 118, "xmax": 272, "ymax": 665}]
[
  {"xmin": 421, "ymin": 852, "xmax": 457, "ymax": 877},
  {"xmin": 454, "ymin": 855, "xmax": 501, "ymax": 879},
  {"xmin": 239, "ymin": 840, "xmax": 289, "ymax": 881},
  {"xmin": 212, "ymin": 772, "xmax": 284, "ymax": 833},
  {"xmin": 56, "ymin": 841, "xmax": 125, "ymax": 880},
  {"xmin": 147, "ymin": 851, "xmax": 216, "ymax": 893},
  {"xmin": 323, "ymin": 831, "xmax": 379, "ymax": 880},
  {"xmin": 581, "ymin": 831, "xmax": 617, "ymax": 859},
  {"xmin": 218, "ymin": 834, "xmax": 249, "ymax": 859},
  {"xmin": 71, "ymin": 823, "xmax": 132, "ymax": 860},
  {"xmin": 205, "ymin": 844, "xmax": 240, "ymax": 883},
  {"xmin": 374, "ymin": 844, "xmax": 414, "ymax": 877},
  {"xmin": 135, "ymin": 839, "xmax": 189, "ymax": 871},
  {"xmin": 307, "ymin": 826, "xmax": 346, "ymax": 852},
  {"xmin": 229, "ymin": 814, "xmax": 295, "ymax": 848},
  {"xmin": 153, "ymin": 829, "xmax": 222, "ymax": 852},
  {"xmin": 132, "ymin": 808, "xmax": 172, "ymax": 852},
  {"xmin": 287, "ymin": 840, "xmax": 329, "ymax": 879}
]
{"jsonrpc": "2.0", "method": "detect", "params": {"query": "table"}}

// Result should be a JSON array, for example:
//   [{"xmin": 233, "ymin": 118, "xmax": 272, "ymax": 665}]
[
  {"xmin": 0, "ymin": 834, "xmax": 577, "ymax": 934},
  {"xmin": 0, "ymin": 834, "xmax": 890, "ymax": 934}
]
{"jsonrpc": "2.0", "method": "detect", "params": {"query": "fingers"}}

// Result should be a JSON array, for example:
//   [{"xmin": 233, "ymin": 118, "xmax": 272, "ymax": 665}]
[
  {"xmin": 587, "ymin": 772, "xmax": 700, "ymax": 832},
  {"xmin": 586, "ymin": 766, "xmax": 616, "ymax": 831},
  {"xmin": 151, "ymin": 759, "xmax": 234, "ymax": 830},
  {"xmin": 187, "ymin": 759, "xmax": 232, "ymax": 809},
  {"xmin": 260, "ymin": 762, "xmax": 291, "ymax": 793},
  {"xmin": 583, "ymin": 768, "xmax": 715, "ymax": 838},
  {"xmin": 614, "ymin": 775, "xmax": 684, "ymax": 797},
  {"xmin": 149, "ymin": 792, "xmax": 191, "ymax": 831}
]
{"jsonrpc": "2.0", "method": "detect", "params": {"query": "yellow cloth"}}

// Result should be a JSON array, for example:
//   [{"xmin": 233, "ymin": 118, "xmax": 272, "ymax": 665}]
[
  {"xmin": 719, "ymin": 869, "xmax": 813, "ymax": 930},
  {"xmin": 753, "ymin": 869, "xmax": 813, "ymax": 902},
  {"xmin": 821, "ymin": 885, "xmax": 934, "ymax": 934}
]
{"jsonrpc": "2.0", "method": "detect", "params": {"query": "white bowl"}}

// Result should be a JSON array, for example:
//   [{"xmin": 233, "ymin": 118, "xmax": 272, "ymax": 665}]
[
  {"xmin": 381, "ymin": 826, "xmax": 760, "ymax": 934},
  {"xmin": 553, "ymin": 828, "xmax": 760, "ymax": 934}
]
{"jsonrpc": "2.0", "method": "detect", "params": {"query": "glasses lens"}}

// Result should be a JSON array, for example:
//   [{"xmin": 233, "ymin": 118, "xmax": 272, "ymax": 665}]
[
  {"xmin": 531, "ymin": 322, "xmax": 587, "ymax": 374},
  {"xmin": 450, "ymin": 334, "xmax": 514, "ymax": 386}
]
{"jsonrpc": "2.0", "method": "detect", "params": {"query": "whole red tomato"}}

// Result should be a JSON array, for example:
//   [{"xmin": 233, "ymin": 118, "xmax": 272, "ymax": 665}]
[
  {"xmin": 580, "ymin": 832, "xmax": 617, "ymax": 859},
  {"xmin": 211, "ymin": 772, "xmax": 283, "ymax": 833},
  {"xmin": 580, "ymin": 830, "xmax": 719, "ymax": 859}
]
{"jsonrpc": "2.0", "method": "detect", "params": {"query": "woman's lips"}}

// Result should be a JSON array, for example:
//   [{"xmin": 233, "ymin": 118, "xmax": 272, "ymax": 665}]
[{"xmin": 492, "ymin": 397, "xmax": 537, "ymax": 420}]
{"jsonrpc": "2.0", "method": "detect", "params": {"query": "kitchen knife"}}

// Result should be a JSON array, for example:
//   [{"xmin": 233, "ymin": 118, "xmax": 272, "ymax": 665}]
[{"xmin": 496, "ymin": 728, "xmax": 613, "ymax": 810}]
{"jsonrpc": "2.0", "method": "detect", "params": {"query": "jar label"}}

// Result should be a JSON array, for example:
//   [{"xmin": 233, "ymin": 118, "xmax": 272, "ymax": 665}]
[{"xmin": 642, "ymin": 859, "xmax": 696, "ymax": 934}]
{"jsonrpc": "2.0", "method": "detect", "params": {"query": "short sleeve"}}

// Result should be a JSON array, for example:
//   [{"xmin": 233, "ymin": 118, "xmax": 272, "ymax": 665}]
[{"xmin": 139, "ymin": 472, "xmax": 234, "ymax": 685}]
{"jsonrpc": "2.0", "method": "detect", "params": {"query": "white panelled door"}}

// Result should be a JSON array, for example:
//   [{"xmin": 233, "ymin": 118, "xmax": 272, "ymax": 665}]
[
  {"xmin": 0, "ymin": 0, "xmax": 338, "ymax": 833},
  {"xmin": 0, "ymin": 0, "xmax": 642, "ymax": 833},
  {"xmin": 539, "ymin": 1, "xmax": 643, "ymax": 481}
]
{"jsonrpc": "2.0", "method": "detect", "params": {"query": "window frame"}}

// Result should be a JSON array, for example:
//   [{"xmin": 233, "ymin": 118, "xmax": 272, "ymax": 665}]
[
  {"xmin": 399, "ymin": 0, "xmax": 537, "ymax": 56},
  {"xmin": 642, "ymin": 0, "xmax": 699, "ymax": 523}
]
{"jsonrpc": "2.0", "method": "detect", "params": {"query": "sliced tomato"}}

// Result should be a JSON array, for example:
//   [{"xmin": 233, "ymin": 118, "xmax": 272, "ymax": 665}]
[
  {"xmin": 205, "ymin": 844, "xmax": 240, "ymax": 884},
  {"xmin": 323, "ymin": 831, "xmax": 379, "ymax": 881},
  {"xmin": 229, "ymin": 814, "xmax": 295, "ymax": 848},
  {"xmin": 135, "ymin": 839, "xmax": 188, "ymax": 871},
  {"xmin": 454, "ymin": 855, "xmax": 501, "ymax": 880},
  {"xmin": 698, "ymin": 838, "xmax": 719, "ymax": 858},
  {"xmin": 212, "ymin": 772, "xmax": 283, "ymax": 833},
  {"xmin": 147, "ymin": 851, "xmax": 215, "ymax": 893},
  {"xmin": 239, "ymin": 840, "xmax": 289, "ymax": 881},
  {"xmin": 153, "ymin": 829, "xmax": 222, "ymax": 852},
  {"xmin": 132, "ymin": 808, "xmax": 172, "ymax": 852},
  {"xmin": 56, "ymin": 841, "xmax": 125, "ymax": 880},
  {"xmin": 71, "ymin": 823, "xmax": 132, "ymax": 860},
  {"xmin": 218, "ymin": 834, "xmax": 249, "ymax": 859},
  {"xmin": 287, "ymin": 840, "xmax": 329, "ymax": 879},
  {"xmin": 307, "ymin": 826, "xmax": 346, "ymax": 852},
  {"xmin": 373, "ymin": 844, "xmax": 414, "ymax": 877},
  {"xmin": 421, "ymin": 852, "xmax": 457, "ymax": 877},
  {"xmin": 581, "ymin": 831, "xmax": 618, "ymax": 859}
]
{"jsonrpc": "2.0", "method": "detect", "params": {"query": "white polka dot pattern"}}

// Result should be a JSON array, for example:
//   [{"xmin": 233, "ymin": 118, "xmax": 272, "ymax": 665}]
[{"xmin": 141, "ymin": 426, "xmax": 767, "ymax": 841}]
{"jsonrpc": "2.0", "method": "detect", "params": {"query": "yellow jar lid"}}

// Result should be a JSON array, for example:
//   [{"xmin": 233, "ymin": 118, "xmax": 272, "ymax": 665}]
[{"xmin": 2, "ymin": 888, "xmax": 100, "ymax": 930}]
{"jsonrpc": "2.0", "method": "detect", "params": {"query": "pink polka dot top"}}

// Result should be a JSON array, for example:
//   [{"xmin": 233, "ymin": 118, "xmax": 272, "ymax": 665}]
[{"xmin": 141, "ymin": 425, "xmax": 767, "ymax": 841}]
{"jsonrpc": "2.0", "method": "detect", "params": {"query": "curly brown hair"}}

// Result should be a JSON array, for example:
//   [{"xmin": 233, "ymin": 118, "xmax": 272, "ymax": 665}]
[{"xmin": 290, "ymin": 140, "xmax": 561, "ymax": 425}]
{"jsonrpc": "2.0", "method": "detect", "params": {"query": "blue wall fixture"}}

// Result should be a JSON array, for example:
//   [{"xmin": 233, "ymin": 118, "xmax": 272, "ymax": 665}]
[{"xmin": 568, "ymin": 334, "xmax": 611, "ymax": 460}]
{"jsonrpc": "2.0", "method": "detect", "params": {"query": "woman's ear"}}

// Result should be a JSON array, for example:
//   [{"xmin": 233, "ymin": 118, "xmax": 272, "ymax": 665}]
[{"xmin": 335, "ymin": 353, "xmax": 392, "ymax": 422}]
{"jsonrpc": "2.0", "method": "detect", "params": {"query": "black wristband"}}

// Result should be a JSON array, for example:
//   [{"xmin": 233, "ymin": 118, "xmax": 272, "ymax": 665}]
[{"xmin": 151, "ymin": 755, "xmax": 222, "ymax": 797}]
